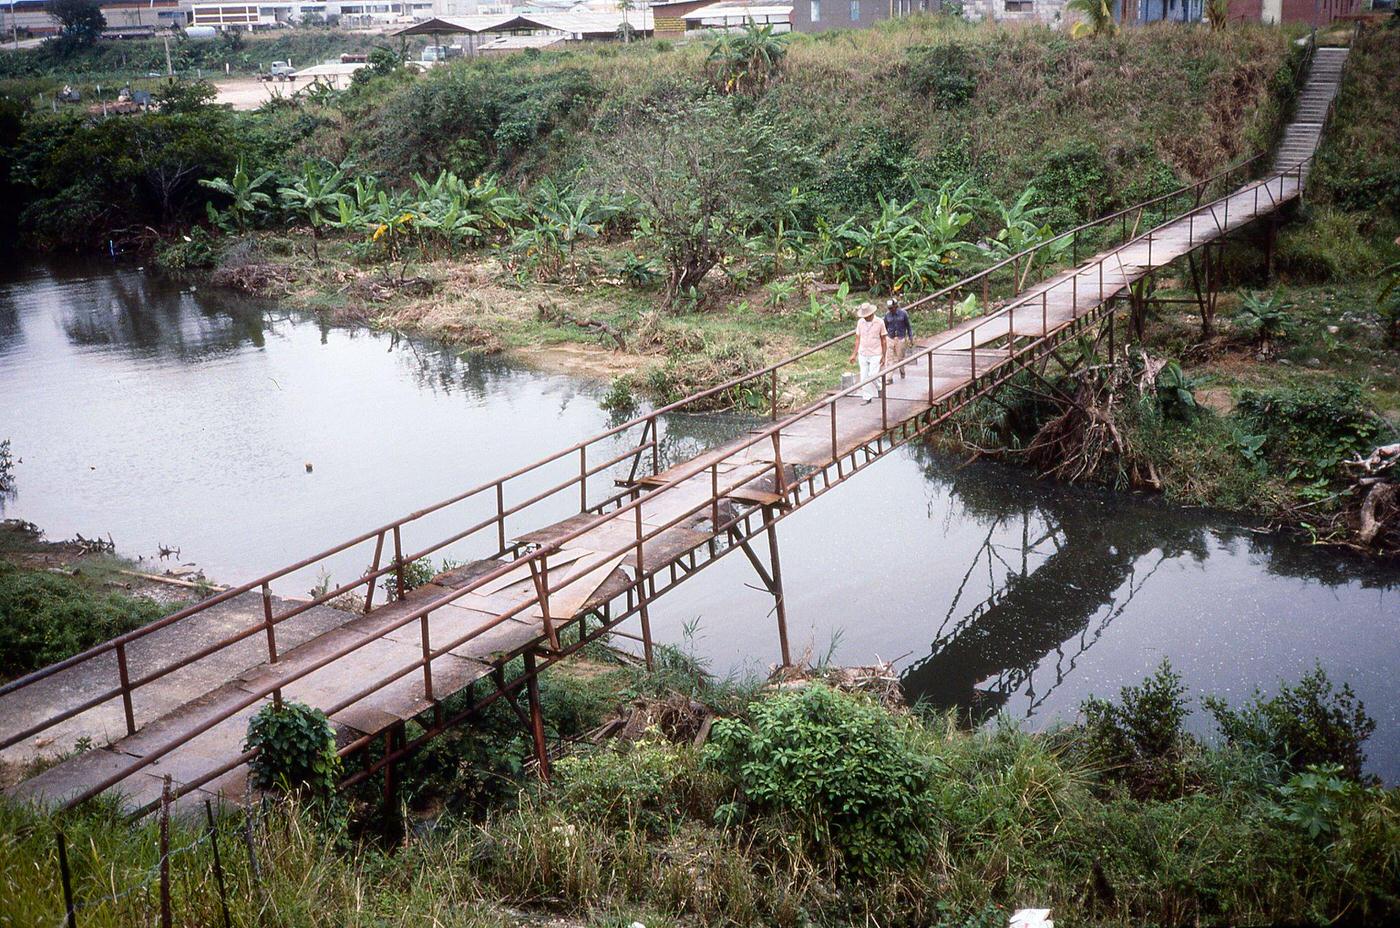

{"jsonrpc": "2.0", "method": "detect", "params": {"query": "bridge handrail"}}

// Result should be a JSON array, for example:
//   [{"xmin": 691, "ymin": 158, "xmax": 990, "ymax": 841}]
[
  {"xmin": 52, "ymin": 155, "xmax": 1315, "ymax": 813},
  {"xmin": 0, "ymin": 149, "xmax": 1289, "ymax": 752}
]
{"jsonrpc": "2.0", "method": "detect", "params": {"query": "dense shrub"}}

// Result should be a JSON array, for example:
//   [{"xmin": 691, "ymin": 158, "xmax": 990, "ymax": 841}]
[
  {"xmin": 355, "ymin": 61, "xmax": 600, "ymax": 183},
  {"xmin": 1080, "ymin": 660, "xmax": 1200, "ymax": 800},
  {"xmin": 1036, "ymin": 140, "xmax": 1113, "ymax": 225},
  {"xmin": 705, "ymin": 685, "xmax": 935, "ymax": 877},
  {"xmin": 243, "ymin": 699, "xmax": 342, "ymax": 797},
  {"xmin": 1206, "ymin": 664, "xmax": 1377, "ymax": 783},
  {"xmin": 905, "ymin": 42, "xmax": 978, "ymax": 109},
  {"xmin": 1234, "ymin": 381, "xmax": 1389, "ymax": 486},
  {"xmin": 1276, "ymin": 206, "xmax": 1387, "ymax": 282},
  {"xmin": 551, "ymin": 740, "xmax": 712, "ymax": 833},
  {"xmin": 0, "ymin": 564, "xmax": 167, "ymax": 679}
]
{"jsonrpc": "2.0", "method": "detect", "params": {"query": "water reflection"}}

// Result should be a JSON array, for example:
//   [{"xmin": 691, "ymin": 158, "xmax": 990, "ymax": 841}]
[
  {"xmin": 899, "ymin": 447, "xmax": 1400, "ymax": 744},
  {"xmin": 4, "ymin": 254, "xmax": 1398, "ymax": 782}
]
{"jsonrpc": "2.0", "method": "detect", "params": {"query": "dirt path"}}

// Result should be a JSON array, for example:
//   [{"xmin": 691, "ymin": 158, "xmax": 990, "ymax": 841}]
[{"xmin": 214, "ymin": 77, "xmax": 293, "ymax": 111}]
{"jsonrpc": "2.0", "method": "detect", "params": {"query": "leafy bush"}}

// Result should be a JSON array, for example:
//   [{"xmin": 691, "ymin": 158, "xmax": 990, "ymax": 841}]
[
  {"xmin": 1234, "ymin": 381, "xmax": 1387, "ymax": 485},
  {"xmin": 1080, "ymin": 659, "xmax": 1199, "ymax": 799},
  {"xmin": 705, "ymin": 685, "xmax": 935, "ymax": 877},
  {"xmin": 615, "ymin": 252, "xmax": 661, "ymax": 289},
  {"xmin": 600, "ymin": 376, "xmax": 639, "ymax": 416},
  {"xmin": 154, "ymin": 226, "xmax": 219, "ymax": 270},
  {"xmin": 243, "ymin": 700, "xmax": 342, "ymax": 797},
  {"xmin": 0, "ymin": 564, "xmax": 168, "ymax": 679},
  {"xmin": 1037, "ymin": 140, "xmax": 1112, "ymax": 224},
  {"xmin": 905, "ymin": 42, "xmax": 978, "ymax": 109},
  {"xmin": 551, "ymin": 740, "xmax": 706, "ymax": 833},
  {"xmin": 381, "ymin": 555, "xmax": 452, "ymax": 600},
  {"xmin": 1205, "ymin": 664, "xmax": 1377, "ymax": 783}
]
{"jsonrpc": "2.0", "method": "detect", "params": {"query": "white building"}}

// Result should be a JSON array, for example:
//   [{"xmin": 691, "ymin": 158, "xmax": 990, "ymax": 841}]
[{"xmin": 186, "ymin": 0, "xmax": 439, "ymax": 26}]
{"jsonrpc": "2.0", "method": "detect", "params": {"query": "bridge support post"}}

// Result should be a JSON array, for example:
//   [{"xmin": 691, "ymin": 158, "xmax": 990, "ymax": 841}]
[
  {"xmin": 729, "ymin": 507, "xmax": 790, "ymax": 668},
  {"xmin": 382, "ymin": 721, "xmax": 403, "ymax": 807},
  {"xmin": 1264, "ymin": 217, "xmax": 1279, "ymax": 278},
  {"xmin": 763, "ymin": 506, "xmax": 792, "ymax": 667},
  {"xmin": 523, "ymin": 651, "xmax": 550, "ymax": 782}
]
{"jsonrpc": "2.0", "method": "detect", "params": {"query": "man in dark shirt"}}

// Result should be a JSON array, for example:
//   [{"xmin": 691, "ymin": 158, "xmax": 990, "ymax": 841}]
[{"xmin": 883, "ymin": 299, "xmax": 913, "ymax": 378}]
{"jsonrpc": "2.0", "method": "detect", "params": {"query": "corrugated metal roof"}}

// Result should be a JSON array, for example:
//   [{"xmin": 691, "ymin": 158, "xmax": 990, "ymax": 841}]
[
  {"xmin": 394, "ymin": 9, "xmax": 651, "ymax": 35},
  {"xmin": 682, "ymin": 2, "xmax": 791, "ymax": 18}
]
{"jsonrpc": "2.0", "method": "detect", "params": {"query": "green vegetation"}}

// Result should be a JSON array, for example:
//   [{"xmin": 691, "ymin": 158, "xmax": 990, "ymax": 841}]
[
  {"xmin": 944, "ymin": 26, "xmax": 1400, "ymax": 551},
  {"xmin": 0, "ymin": 563, "xmax": 167, "ymax": 679},
  {"xmin": 0, "ymin": 521, "xmax": 193, "ymax": 681},
  {"xmin": 4, "ymin": 20, "xmax": 1395, "ymax": 552},
  {"xmin": 0, "ymin": 28, "xmax": 422, "ymax": 82},
  {"xmin": 243, "ymin": 700, "xmax": 343, "ymax": 797},
  {"xmin": 2, "ymin": 660, "xmax": 1395, "ymax": 928},
  {"xmin": 707, "ymin": 683, "xmax": 934, "ymax": 876}
]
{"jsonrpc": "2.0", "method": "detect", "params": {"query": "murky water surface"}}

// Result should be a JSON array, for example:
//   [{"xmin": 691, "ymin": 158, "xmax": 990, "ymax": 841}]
[{"xmin": 3, "ymin": 256, "xmax": 1398, "ymax": 780}]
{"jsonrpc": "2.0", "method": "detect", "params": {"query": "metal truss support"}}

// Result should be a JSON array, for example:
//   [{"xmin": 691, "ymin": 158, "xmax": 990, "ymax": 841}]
[
  {"xmin": 382, "ymin": 720, "xmax": 404, "ymax": 807},
  {"xmin": 523, "ymin": 651, "xmax": 550, "ymax": 783},
  {"xmin": 731, "ymin": 506, "xmax": 792, "ymax": 667},
  {"xmin": 1186, "ymin": 241, "xmax": 1225, "ymax": 337}
]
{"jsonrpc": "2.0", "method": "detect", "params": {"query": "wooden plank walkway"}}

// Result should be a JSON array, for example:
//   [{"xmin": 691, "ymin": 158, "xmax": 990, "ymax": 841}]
[{"xmin": 2, "ymin": 53, "xmax": 1343, "ymax": 813}]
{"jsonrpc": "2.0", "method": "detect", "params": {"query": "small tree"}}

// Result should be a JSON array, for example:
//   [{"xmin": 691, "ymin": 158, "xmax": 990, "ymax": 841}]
[
  {"xmin": 200, "ymin": 158, "xmax": 276, "ymax": 231},
  {"xmin": 278, "ymin": 162, "xmax": 347, "ymax": 263},
  {"xmin": 706, "ymin": 21, "xmax": 788, "ymax": 96},
  {"xmin": 45, "ymin": 0, "xmax": 105, "ymax": 46},
  {"xmin": 591, "ymin": 100, "xmax": 759, "ymax": 304}
]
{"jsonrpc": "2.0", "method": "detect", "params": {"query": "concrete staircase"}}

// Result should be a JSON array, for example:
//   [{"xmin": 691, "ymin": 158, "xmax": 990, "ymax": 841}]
[{"xmin": 1274, "ymin": 45, "xmax": 1349, "ymax": 179}]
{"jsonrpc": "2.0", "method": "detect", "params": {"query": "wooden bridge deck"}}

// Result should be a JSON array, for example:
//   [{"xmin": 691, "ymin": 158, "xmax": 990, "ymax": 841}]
[{"xmin": 2, "ymin": 50, "xmax": 1342, "ymax": 814}]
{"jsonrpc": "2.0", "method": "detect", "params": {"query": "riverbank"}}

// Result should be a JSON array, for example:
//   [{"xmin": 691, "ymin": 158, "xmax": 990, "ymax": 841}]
[
  {"xmin": 2, "ymin": 657, "xmax": 1396, "ymax": 928},
  {"xmin": 0, "ymin": 520, "xmax": 208, "ymax": 682}
]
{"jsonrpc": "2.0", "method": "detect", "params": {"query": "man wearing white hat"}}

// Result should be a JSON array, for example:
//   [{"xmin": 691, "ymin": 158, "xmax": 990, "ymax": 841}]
[{"xmin": 848, "ymin": 302, "xmax": 887, "ymax": 405}]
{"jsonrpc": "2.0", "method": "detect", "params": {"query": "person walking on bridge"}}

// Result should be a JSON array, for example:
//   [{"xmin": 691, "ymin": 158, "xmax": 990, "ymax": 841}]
[
  {"xmin": 850, "ymin": 302, "xmax": 887, "ymax": 404},
  {"xmin": 883, "ymin": 298, "xmax": 913, "ymax": 379}
]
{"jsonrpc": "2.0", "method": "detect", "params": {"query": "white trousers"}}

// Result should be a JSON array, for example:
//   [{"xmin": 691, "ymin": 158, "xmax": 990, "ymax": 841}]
[{"xmin": 858, "ymin": 353, "xmax": 882, "ymax": 400}]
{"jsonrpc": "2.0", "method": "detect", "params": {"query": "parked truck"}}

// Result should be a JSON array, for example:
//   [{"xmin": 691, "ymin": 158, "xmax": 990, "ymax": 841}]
[{"xmin": 258, "ymin": 61, "xmax": 297, "ymax": 82}]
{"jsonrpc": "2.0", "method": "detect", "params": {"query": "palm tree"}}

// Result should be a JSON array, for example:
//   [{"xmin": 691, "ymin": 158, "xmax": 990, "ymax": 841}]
[
  {"xmin": 617, "ymin": 0, "xmax": 634, "ymax": 43},
  {"xmin": 1206, "ymin": 0, "xmax": 1230, "ymax": 30},
  {"xmin": 708, "ymin": 21, "xmax": 789, "ymax": 95},
  {"xmin": 1066, "ymin": 0, "xmax": 1117, "ymax": 38}
]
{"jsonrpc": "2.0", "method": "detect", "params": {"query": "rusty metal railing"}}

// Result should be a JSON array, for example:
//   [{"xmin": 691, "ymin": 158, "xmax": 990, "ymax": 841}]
[
  {"xmin": 0, "ymin": 123, "xmax": 1327, "ymax": 811},
  {"xmin": 0, "ymin": 148, "xmax": 1272, "ymax": 760},
  {"xmin": 22, "ymin": 150, "xmax": 1322, "ymax": 814}
]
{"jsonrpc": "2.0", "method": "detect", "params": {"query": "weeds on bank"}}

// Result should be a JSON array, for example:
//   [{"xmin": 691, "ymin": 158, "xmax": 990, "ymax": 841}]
[{"xmin": 5, "ymin": 658, "xmax": 1396, "ymax": 928}]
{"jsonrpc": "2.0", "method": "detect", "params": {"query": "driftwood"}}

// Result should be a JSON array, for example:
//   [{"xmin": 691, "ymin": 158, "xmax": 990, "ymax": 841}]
[
  {"xmin": 1347, "ymin": 443, "xmax": 1400, "ymax": 547},
  {"xmin": 536, "ymin": 302, "xmax": 626, "ymax": 351}
]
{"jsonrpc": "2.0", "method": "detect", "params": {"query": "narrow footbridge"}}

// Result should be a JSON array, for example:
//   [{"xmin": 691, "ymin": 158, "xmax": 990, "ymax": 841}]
[{"xmin": 1, "ymin": 46, "xmax": 1348, "ymax": 815}]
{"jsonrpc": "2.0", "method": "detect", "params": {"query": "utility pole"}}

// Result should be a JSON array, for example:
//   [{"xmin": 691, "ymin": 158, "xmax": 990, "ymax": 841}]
[{"xmin": 163, "ymin": 32, "xmax": 173, "ymax": 77}]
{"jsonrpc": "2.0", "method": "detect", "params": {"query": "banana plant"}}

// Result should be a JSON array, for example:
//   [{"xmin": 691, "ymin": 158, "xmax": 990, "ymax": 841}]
[
  {"xmin": 277, "ymin": 162, "xmax": 347, "ymax": 263},
  {"xmin": 985, "ymin": 186, "xmax": 1070, "ymax": 289},
  {"xmin": 199, "ymin": 159, "xmax": 276, "ymax": 232}
]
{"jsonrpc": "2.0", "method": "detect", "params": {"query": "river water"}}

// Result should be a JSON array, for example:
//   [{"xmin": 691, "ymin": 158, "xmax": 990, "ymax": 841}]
[{"xmin": 3, "ymin": 256, "xmax": 1398, "ymax": 780}]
